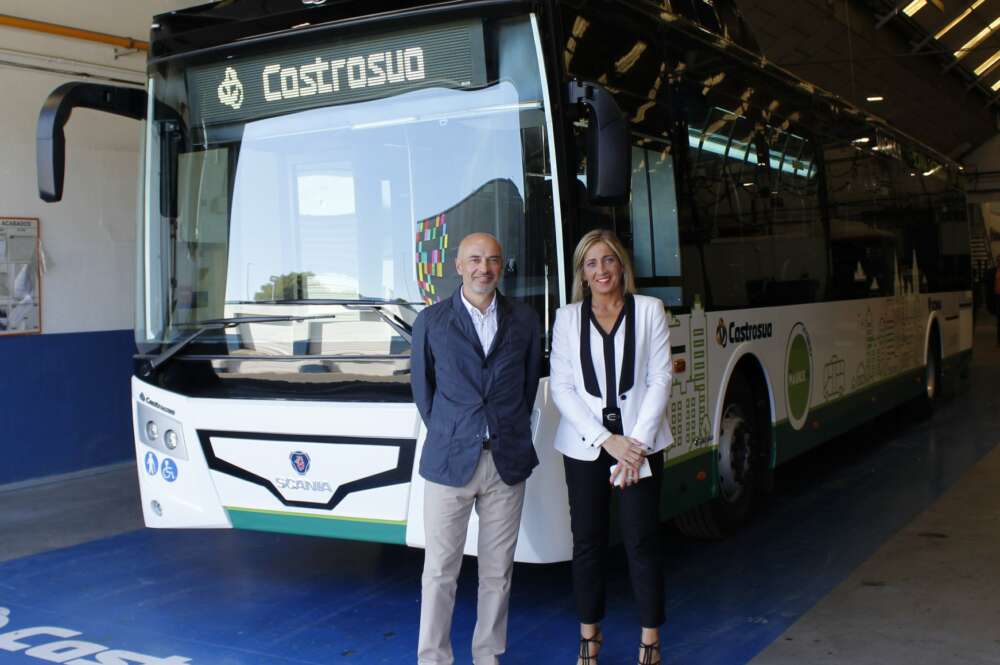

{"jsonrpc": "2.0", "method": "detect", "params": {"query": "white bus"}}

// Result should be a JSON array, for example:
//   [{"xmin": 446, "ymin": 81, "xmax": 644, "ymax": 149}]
[{"xmin": 38, "ymin": 0, "xmax": 972, "ymax": 561}]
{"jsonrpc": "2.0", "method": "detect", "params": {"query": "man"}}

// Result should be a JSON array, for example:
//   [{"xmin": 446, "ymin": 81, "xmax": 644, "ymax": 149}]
[{"xmin": 411, "ymin": 233, "xmax": 542, "ymax": 665}]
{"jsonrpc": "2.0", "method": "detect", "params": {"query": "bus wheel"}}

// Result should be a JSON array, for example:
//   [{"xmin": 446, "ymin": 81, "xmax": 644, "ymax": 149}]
[
  {"xmin": 675, "ymin": 373, "xmax": 760, "ymax": 539},
  {"xmin": 916, "ymin": 329, "xmax": 942, "ymax": 418}
]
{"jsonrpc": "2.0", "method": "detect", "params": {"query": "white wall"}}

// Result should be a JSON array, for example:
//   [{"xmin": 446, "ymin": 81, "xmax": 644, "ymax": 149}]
[
  {"xmin": 0, "ymin": 1, "xmax": 204, "ymax": 53},
  {"xmin": 0, "ymin": 0, "xmax": 202, "ymax": 334}
]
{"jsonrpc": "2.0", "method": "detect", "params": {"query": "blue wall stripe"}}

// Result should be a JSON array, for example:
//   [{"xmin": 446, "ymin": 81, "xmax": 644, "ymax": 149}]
[{"xmin": 0, "ymin": 329, "xmax": 135, "ymax": 485}]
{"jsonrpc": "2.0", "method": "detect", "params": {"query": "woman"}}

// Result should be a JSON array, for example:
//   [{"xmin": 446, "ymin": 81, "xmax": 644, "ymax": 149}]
[{"xmin": 550, "ymin": 229, "xmax": 672, "ymax": 665}]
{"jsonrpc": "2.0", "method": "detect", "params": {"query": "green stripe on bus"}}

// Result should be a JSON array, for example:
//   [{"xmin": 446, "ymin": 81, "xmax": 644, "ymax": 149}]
[
  {"xmin": 666, "ymin": 446, "xmax": 714, "ymax": 468},
  {"xmin": 226, "ymin": 507, "xmax": 407, "ymax": 544},
  {"xmin": 773, "ymin": 347, "xmax": 972, "ymax": 464},
  {"xmin": 661, "ymin": 448, "xmax": 717, "ymax": 518},
  {"xmin": 774, "ymin": 367, "xmax": 924, "ymax": 464}
]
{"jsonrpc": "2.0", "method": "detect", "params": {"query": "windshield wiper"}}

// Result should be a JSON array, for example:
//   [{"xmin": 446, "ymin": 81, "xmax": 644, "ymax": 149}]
[
  {"xmin": 138, "ymin": 314, "xmax": 336, "ymax": 377},
  {"xmin": 225, "ymin": 298, "xmax": 417, "ymax": 341},
  {"xmin": 226, "ymin": 297, "xmax": 422, "ymax": 308}
]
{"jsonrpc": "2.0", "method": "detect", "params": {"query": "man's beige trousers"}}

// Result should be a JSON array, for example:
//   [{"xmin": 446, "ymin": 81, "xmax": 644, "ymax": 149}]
[{"xmin": 417, "ymin": 450, "xmax": 526, "ymax": 665}]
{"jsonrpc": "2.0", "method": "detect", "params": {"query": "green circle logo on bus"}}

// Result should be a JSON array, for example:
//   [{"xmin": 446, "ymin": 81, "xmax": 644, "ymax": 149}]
[{"xmin": 785, "ymin": 323, "xmax": 813, "ymax": 431}]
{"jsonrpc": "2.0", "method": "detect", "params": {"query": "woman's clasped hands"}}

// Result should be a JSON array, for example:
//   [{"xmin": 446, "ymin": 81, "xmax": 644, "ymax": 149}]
[{"xmin": 602, "ymin": 434, "xmax": 647, "ymax": 488}]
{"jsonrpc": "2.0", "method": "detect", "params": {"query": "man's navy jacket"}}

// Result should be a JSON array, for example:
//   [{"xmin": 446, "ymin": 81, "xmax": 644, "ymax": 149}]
[{"xmin": 411, "ymin": 287, "xmax": 542, "ymax": 487}]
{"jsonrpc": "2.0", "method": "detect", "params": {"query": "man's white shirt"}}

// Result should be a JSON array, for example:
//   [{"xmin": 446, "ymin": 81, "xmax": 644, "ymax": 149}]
[
  {"xmin": 460, "ymin": 288, "xmax": 498, "ymax": 355},
  {"xmin": 461, "ymin": 288, "xmax": 498, "ymax": 440}
]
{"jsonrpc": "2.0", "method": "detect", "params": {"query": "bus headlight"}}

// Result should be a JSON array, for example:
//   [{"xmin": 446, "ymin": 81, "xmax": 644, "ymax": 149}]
[{"xmin": 137, "ymin": 402, "xmax": 188, "ymax": 460}]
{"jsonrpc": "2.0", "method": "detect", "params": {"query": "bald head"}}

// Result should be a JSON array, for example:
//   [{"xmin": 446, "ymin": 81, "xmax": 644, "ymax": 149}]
[
  {"xmin": 458, "ymin": 233, "xmax": 502, "ymax": 259},
  {"xmin": 456, "ymin": 233, "xmax": 503, "ymax": 301}
]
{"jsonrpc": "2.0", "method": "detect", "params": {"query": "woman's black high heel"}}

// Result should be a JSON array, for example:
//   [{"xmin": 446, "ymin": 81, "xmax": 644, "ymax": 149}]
[
  {"xmin": 638, "ymin": 640, "xmax": 661, "ymax": 665},
  {"xmin": 577, "ymin": 630, "xmax": 602, "ymax": 664}
]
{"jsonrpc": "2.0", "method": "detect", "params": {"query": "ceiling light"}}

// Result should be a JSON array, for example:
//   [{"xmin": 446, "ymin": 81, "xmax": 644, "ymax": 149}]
[
  {"xmin": 936, "ymin": 1, "xmax": 986, "ymax": 41},
  {"xmin": 852, "ymin": 137, "xmax": 871, "ymax": 144},
  {"xmin": 866, "ymin": 96, "xmax": 885, "ymax": 102},
  {"xmin": 992, "ymin": 78, "xmax": 1000, "ymax": 91},
  {"xmin": 903, "ymin": 0, "xmax": 926, "ymax": 17},
  {"xmin": 954, "ymin": 15, "xmax": 1000, "ymax": 61},
  {"xmin": 975, "ymin": 49, "xmax": 1000, "ymax": 76},
  {"xmin": 615, "ymin": 42, "xmax": 648, "ymax": 74}
]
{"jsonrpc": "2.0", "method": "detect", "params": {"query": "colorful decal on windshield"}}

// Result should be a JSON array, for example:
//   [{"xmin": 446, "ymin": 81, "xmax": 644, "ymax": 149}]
[{"xmin": 415, "ymin": 214, "xmax": 448, "ymax": 305}]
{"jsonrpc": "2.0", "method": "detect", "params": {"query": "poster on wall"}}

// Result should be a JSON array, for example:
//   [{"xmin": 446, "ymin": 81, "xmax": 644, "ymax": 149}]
[{"xmin": 0, "ymin": 217, "xmax": 41, "ymax": 336}]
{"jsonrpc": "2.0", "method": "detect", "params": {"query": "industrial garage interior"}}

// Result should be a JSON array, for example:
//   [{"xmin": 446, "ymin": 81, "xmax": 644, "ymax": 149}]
[{"xmin": 1, "ymin": 1, "xmax": 999, "ymax": 664}]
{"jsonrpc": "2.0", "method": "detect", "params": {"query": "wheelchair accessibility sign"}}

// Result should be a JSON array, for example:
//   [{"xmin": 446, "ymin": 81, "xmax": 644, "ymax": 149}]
[{"xmin": 161, "ymin": 458, "xmax": 178, "ymax": 483}]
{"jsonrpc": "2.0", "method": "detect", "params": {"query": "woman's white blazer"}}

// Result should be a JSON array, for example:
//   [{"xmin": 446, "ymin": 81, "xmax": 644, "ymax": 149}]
[{"xmin": 550, "ymin": 293, "xmax": 673, "ymax": 461}]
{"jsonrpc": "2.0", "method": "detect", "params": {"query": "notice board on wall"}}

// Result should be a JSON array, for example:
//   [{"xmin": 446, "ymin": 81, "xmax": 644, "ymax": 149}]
[{"xmin": 0, "ymin": 217, "xmax": 41, "ymax": 336}]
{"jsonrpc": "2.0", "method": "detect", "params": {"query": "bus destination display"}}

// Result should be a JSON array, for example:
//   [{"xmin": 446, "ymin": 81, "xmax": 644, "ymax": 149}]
[{"xmin": 188, "ymin": 21, "xmax": 486, "ymax": 125}]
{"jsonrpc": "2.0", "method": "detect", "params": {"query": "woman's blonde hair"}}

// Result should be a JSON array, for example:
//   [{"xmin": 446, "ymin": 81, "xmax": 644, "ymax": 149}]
[{"xmin": 571, "ymin": 229, "xmax": 637, "ymax": 303}]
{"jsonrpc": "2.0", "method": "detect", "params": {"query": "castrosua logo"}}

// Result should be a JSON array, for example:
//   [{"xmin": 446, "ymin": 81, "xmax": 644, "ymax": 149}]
[
  {"xmin": 0, "ymin": 606, "xmax": 191, "ymax": 663},
  {"xmin": 218, "ymin": 67, "xmax": 244, "ymax": 110},
  {"xmin": 716, "ymin": 318, "xmax": 773, "ymax": 348},
  {"xmin": 785, "ymin": 323, "xmax": 813, "ymax": 431},
  {"xmin": 138, "ymin": 392, "xmax": 176, "ymax": 416}
]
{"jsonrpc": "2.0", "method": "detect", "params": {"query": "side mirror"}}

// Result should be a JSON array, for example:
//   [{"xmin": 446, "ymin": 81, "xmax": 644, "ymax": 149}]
[
  {"xmin": 37, "ymin": 82, "xmax": 147, "ymax": 202},
  {"xmin": 568, "ymin": 80, "xmax": 630, "ymax": 206}
]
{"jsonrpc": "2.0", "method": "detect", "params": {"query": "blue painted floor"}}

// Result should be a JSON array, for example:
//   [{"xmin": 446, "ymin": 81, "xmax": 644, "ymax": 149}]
[{"xmin": 2, "ymin": 328, "xmax": 997, "ymax": 665}]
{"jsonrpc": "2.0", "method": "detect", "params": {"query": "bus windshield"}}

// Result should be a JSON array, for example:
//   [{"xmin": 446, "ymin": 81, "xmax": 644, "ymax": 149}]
[{"xmin": 137, "ymin": 17, "xmax": 559, "ymax": 381}]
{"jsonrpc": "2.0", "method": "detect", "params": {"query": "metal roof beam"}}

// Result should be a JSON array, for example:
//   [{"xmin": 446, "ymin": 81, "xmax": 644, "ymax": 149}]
[
  {"xmin": 911, "ymin": 0, "xmax": 985, "ymax": 53},
  {"xmin": 876, "ymin": 0, "xmax": 919, "ymax": 29},
  {"xmin": 877, "ymin": 0, "xmax": 943, "ymax": 29}
]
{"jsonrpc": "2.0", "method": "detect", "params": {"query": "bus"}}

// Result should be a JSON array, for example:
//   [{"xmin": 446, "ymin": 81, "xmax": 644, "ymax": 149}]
[{"xmin": 37, "ymin": 0, "xmax": 973, "ymax": 561}]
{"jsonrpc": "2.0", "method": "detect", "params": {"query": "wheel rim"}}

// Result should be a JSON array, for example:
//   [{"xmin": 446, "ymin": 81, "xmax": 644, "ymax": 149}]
[
  {"xmin": 718, "ymin": 402, "xmax": 752, "ymax": 504},
  {"xmin": 925, "ymin": 347, "xmax": 938, "ymax": 400}
]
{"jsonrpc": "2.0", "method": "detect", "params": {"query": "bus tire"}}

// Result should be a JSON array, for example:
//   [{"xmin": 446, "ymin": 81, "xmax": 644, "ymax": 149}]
[
  {"xmin": 916, "ymin": 327, "xmax": 942, "ymax": 419},
  {"xmin": 674, "ymin": 372, "xmax": 762, "ymax": 539}
]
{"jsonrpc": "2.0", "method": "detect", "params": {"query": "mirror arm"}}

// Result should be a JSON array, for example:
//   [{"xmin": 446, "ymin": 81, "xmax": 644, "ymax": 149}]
[
  {"xmin": 37, "ymin": 82, "xmax": 147, "ymax": 202},
  {"xmin": 567, "ymin": 79, "xmax": 630, "ymax": 206}
]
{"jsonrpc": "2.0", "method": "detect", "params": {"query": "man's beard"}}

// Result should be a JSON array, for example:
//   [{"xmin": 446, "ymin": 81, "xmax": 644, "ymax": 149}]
[{"xmin": 466, "ymin": 278, "xmax": 498, "ymax": 295}]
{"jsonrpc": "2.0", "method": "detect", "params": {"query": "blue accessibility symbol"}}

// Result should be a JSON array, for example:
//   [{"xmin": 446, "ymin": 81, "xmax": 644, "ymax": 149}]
[
  {"xmin": 161, "ymin": 458, "xmax": 178, "ymax": 483},
  {"xmin": 144, "ymin": 451, "xmax": 159, "ymax": 476}
]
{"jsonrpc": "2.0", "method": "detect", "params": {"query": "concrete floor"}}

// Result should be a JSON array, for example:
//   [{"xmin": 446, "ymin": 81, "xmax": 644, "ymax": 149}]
[
  {"xmin": 752, "ymin": 446, "xmax": 1000, "ymax": 665},
  {"xmin": 0, "ymin": 463, "xmax": 140, "ymax": 563},
  {"xmin": 0, "ymin": 320, "xmax": 998, "ymax": 664},
  {"xmin": 752, "ymin": 320, "xmax": 1000, "ymax": 665}
]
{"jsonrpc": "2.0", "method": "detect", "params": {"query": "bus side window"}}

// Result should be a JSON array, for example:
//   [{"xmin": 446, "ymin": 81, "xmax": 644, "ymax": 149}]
[
  {"xmin": 825, "ymin": 138, "xmax": 896, "ymax": 300},
  {"xmin": 880, "ymin": 150, "xmax": 964, "ymax": 296},
  {"xmin": 684, "ymin": 103, "xmax": 759, "ymax": 310},
  {"xmin": 752, "ymin": 126, "xmax": 826, "ymax": 307},
  {"xmin": 630, "ymin": 140, "xmax": 683, "ymax": 308}
]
